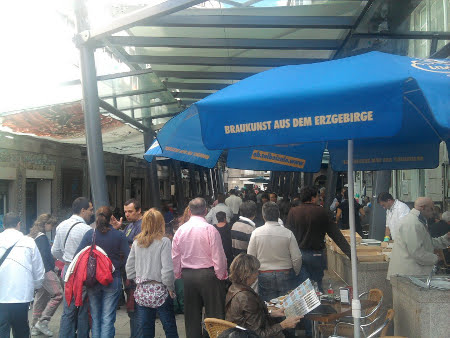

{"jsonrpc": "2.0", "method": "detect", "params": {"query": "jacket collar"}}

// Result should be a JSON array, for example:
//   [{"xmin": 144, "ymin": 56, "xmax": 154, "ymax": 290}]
[{"xmin": 411, "ymin": 208, "xmax": 428, "ymax": 226}]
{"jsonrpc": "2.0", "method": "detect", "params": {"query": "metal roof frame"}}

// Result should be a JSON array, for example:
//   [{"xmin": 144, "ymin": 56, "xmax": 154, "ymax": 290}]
[
  {"xmin": 127, "ymin": 54, "xmax": 321, "ymax": 67},
  {"xmin": 106, "ymin": 36, "xmax": 341, "ymax": 50}
]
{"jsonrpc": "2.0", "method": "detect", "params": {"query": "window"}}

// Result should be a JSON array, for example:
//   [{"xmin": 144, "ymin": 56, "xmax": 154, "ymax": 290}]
[{"xmin": 409, "ymin": 0, "xmax": 449, "ymax": 57}]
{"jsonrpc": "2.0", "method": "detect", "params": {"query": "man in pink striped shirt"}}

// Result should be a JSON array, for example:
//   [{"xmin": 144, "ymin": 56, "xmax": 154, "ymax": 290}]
[{"xmin": 172, "ymin": 197, "xmax": 228, "ymax": 338}]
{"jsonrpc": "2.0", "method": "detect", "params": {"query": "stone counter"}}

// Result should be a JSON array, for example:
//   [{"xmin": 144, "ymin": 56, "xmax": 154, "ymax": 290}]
[
  {"xmin": 326, "ymin": 247, "xmax": 392, "ymax": 308},
  {"xmin": 390, "ymin": 275, "xmax": 450, "ymax": 338}
]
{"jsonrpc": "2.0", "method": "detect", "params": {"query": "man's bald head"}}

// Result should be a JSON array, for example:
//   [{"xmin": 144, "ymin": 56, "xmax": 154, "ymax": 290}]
[{"xmin": 414, "ymin": 197, "xmax": 434, "ymax": 219}]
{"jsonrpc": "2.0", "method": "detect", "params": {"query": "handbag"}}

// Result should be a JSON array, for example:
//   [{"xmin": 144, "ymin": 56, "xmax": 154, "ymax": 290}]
[{"xmin": 85, "ymin": 230, "xmax": 98, "ymax": 288}]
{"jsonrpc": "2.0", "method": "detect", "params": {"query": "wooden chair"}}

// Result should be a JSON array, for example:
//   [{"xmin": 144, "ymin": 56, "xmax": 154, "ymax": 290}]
[
  {"xmin": 319, "ymin": 288, "xmax": 384, "ymax": 337},
  {"xmin": 203, "ymin": 318, "xmax": 237, "ymax": 338}
]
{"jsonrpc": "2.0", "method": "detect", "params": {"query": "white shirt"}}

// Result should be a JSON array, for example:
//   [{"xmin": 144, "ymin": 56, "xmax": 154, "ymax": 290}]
[
  {"xmin": 51, "ymin": 215, "xmax": 91, "ymax": 263},
  {"xmin": 0, "ymin": 229, "xmax": 45, "ymax": 303},
  {"xmin": 386, "ymin": 199, "xmax": 410, "ymax": 241},
  {"xmin": 247, "ymin": 221, "xmax": 302, "ymax": 274},
  {"xmin": 206, "ymin": 203, "xmax": 233, "ymax": 224},
  {"xmin": 225, "ymin": 195, "xmax": 243, "ymax": 215}
]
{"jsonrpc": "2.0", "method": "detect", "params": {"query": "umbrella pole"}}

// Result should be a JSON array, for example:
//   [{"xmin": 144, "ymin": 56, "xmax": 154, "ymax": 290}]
[{"xmin": 347, "ymin": 139, "xmax": 361, "ymax": 338}]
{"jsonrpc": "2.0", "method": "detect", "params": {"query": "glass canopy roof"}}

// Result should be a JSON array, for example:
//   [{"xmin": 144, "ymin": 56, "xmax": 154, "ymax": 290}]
[{"xmin": 1, "ymin": 0, "xmax": 448, "ymax": 158}]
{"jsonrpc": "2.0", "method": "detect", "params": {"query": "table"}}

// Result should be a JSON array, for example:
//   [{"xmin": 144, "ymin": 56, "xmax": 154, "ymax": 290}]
[{"xmin": 305, "ymin": 299, "xmax": 377, "ymax": 338}]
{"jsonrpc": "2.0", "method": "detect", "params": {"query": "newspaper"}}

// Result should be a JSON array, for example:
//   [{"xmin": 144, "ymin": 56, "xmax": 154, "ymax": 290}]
[{"xmin": 282, "ymin": 279, "xmax": 321, "ymax": 317}]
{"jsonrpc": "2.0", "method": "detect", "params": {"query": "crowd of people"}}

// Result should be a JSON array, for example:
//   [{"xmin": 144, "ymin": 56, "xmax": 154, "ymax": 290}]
[{"xmin": 0, "ymin": 183, "xmax": 449, "ymax": 338}]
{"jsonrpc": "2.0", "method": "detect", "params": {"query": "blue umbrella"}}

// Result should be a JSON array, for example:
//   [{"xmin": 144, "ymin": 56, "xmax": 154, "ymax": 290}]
[
  {"xmin": 193, "ymin": 52, "xmax": 449, "ymax": 337},
  {"xmin": 144, "ymin": 105, "xmax": 326, "ymax": 172},
  {"xmin": 191, "ymin": 52, "xmax": 449, "ymax": 337}
]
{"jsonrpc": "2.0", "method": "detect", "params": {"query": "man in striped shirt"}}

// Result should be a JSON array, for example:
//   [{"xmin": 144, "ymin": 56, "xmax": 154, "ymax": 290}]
[
  {"xmin": 52, "ymin": 197, "xmax": 93, "ymax": 338},
  {"xmin": 231, "ymin": 200, "xmax": 257, "ymax": 258}
]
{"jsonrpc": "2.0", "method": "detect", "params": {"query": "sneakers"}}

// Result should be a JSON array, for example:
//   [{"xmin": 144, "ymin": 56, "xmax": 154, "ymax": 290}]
[
  {"xmin": 34, "ymin": 320, "xmax": 54, "ymax": 337},
  {"xmin": 31, "ymin": 327, "xmax": 40, "ymax": 336}
]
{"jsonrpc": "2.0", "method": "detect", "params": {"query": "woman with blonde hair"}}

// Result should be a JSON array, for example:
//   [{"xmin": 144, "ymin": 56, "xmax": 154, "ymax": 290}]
[
  {"xmin": 126, "ymin": 208, "xmax": 178, "ymax": 337},
  {"xmin": 28, "ymin": 214, "xmax": 62, "ymax": 336}
]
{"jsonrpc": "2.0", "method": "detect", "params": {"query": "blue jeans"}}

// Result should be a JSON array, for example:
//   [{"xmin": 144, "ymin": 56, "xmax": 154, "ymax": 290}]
[
  {"xmin": 298, "ymin": 249, "xmax": 326, "ymax": 337},
  {"xmin": 258, "ymin": 269, "xmax": 295, "ymax": 302},
  {"xmin": 136, "ymin": 296, "xmax": 179, "ymax": 338},
  {"xmin": 59, "ymin": 266, "xmax": 90, "ymax": 338},
  {"xmin": 298, "ymin": 249, "xmax": 326, "ymax": 292},
  {"xmin": 87, "ymin": 276, "xmax": 121, "ymax": 338}
]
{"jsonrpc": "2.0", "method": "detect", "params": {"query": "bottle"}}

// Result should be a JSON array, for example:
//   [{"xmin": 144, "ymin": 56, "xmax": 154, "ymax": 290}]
[
  {"xmin": 313, "ymin": 282, "xmax": 320, "ymax": 295},
  {"xmin": 327, "ymin": 280, "xmax": 334, "ymax": 296}
]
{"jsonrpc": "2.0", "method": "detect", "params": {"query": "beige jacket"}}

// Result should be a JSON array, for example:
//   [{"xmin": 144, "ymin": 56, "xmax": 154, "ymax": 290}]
[
  {"xmin": 387, "ymin": 208, "xmax": 449, "ymax": 280},
  {"xmin": 247, "ymin": 221, "xmax": 302, "ymax": 274}
]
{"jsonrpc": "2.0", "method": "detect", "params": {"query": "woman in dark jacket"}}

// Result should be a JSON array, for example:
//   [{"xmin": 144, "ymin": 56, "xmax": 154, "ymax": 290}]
[
  {"xmin": 225, "ymin": 254, "xmax": 302, "ymax": 337},
  {"xmin": 76, "ymin": 206, "xmax": 130, "ymax": 338}
]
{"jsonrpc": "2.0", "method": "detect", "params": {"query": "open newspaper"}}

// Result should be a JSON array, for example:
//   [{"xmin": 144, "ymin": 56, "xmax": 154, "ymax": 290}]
[{"xmin": 282, "ymin": 279, "xmax": 321, "ymax": 317}]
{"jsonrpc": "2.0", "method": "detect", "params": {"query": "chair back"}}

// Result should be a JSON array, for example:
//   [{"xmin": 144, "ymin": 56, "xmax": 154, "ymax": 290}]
[
  {"xmin": 367, "ymin": 309, "xmax": 395, "ymax": 338},
  {"xmin": 204, "ymin": 318, "xmax": 237, "ymax": 338},
  {"xmin": 366, "ymin": 288, "xmax": 383, "ymax": 321},
  {"xmin": 380, "ymin": 309, "xmax": 395, "ymax": 337}
]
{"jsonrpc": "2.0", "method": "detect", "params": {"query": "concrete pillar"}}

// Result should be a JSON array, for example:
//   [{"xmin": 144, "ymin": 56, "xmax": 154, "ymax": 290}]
[
  {"xmin": 369, "ymin": 170, "xmax": 391, "ymax": 240},
  {"xmin": 325, "ymin": 165, "xmax": 338, "ymax": 211}
]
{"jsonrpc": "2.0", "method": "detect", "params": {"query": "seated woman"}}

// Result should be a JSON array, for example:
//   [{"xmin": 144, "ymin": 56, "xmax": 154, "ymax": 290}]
[{"xmin": 225, "ymin": 254, "xmax": 302, "ymax": 337}]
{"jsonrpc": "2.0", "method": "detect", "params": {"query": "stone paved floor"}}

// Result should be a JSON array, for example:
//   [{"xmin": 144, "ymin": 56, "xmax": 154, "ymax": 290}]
[
  {"xmin": 29, "ymin": 306, "xmax": 186, "ymax": 338},
  {"xmin": 28, "ymin": 269, "xmax": 346, "ymax": 337}
]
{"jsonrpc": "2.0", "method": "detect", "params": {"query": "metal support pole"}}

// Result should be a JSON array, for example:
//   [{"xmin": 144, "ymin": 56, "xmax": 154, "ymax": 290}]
[
  {"xmin": 290, "ymin": 172, "xmax": 300, "ymax": 197},
  {"xmin": 369, "ymin": 170, "xmax": 391, "ymax": 240},
  {"xmin": 284, "ymin": 172, "xmax": 292, "ymax": 199},
  {"xmin": 325, "ymin": 165, "xmax": 338, "ymax": 211},
  {"xmin": 212, "ymin": 169, "xmax": 219, "ymax": 197},
  {"xmin": 268, "ymin": 171, "xmax": 274, "ymax": 192},
  {"xmin": 209, "ymin": 169, "xmax": 215, "ymax": 199},
  {"xmin": 143, "ymin": 118, "xmax": 161, "ymax": 210},
  {"xmin": 271, "ymin": 172, "xmax": 279, "ymax": 192},
  {"xmin": 304, "ymin": 172, "xmax": 314, "ymax": 186},
  {"xmin": 172, "ymin": 160, "xmax": 185, "ymax": 213},
  {"xmin": 74, "ymin": 0, "xmax": 108, "ymax": 209},
  {"xmin": 207, "ymin": 169, "xmax": 214, "ymax": 199},
  {"xmin": 199, "ymin": 167, "xmax": 207, "ymax": 198},
  {"xmin": 347, "ymin": 140, "xmax": 361, "ymax": 338},
  {"xmin": 188, "ymin": 163, "xmax": 198, "ymax": 198},
  {"xmin": 217, "ymin": 168, "xmax": 225, "ymax": 194}
]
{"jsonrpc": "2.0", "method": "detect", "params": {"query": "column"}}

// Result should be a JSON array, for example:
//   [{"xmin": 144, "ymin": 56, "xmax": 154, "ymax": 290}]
[
  {"xmin": 74, "ymin": 0, "xmax": 108, "ymax": 209},
  {"xmin": 172, "ymin": 160, "xmax": 185, "ymax": 213},
  {"xmin": 142, "ymin": 118, "xmax": 161, "ymax": 209},
  {"xmin": 188, "ymin": 163, "xmax": 198, "ymax": 198},
  {"xmin": 369, "ymin": 170, "xmax": 391, "ymax": 240},
  {"xmin": 199, "ymin": 166, "xmax": 207, "ymax": 198},
  {"xmin": 325, "ymin": 165, "xmax": 338, "ymax": 211}
]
